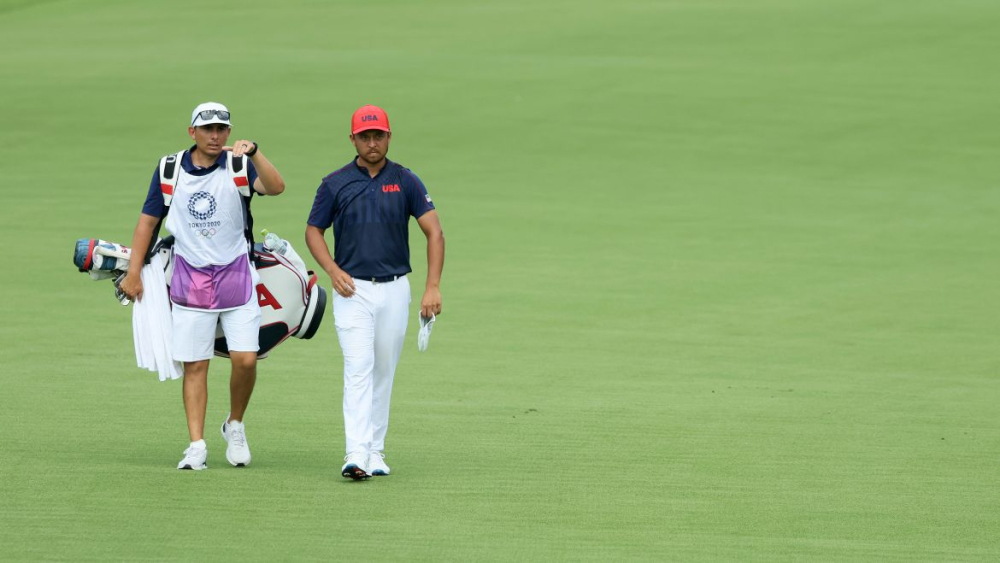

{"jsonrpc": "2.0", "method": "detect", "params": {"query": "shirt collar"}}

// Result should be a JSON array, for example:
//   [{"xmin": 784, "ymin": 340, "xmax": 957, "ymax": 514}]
[
  {"xmin": 182, "ymin": 145, "xmax": 227, "ymax": 175},
  {"xmin": 352, "ymin": 157, "xmax": 392, "ymax": 180}
]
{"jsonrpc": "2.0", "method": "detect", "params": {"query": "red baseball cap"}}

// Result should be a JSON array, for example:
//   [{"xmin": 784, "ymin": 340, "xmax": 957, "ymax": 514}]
[{"xmin": 351, "ymin": 105, "xmax": 391, "ymax": 135}]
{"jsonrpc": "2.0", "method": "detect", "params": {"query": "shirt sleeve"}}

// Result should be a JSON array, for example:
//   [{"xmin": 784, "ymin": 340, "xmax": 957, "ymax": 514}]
[
  {"xmin": 402, "ymin": 169, "xmax": 435, "ymax": 219},
  {"xmin": 140, "ymin": 166, "xmax": 167, "ymax": 218},
  {"xmin": 247, "ymin": 159, "xmax": 260, "ymax": 194},
  {"xmin": 307, "ymin": 180, "xmax": 335, "ymax": 228}
]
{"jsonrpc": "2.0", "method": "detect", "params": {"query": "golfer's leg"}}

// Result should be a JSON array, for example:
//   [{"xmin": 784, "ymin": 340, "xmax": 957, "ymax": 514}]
[
  {"xmin": 371, "ymin": 277, "xmax": 410, "ymax": 452},
  {"xmin": 334, "ymin": 283, "xmax": 376, "ymax": 455},
  {"xmin": 182, "ymin": 360, "xmax": 210, "ymax": 441},
  {"xmin": 221, "ymin": 299, "xmax": 261, "ymax": 422}
]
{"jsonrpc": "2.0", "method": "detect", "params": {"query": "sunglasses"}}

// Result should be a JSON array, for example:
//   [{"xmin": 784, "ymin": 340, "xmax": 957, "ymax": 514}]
[{"xmin": 192, "ymin": 109, "xmax": 230, "ymax": 125}]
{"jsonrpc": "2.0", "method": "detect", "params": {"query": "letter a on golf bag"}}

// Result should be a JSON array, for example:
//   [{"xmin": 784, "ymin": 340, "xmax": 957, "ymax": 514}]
[
  {"xmin": 74, "ymin": 235, "xmax": 325, "ymax": 359},
  {"xmin": 152, "ymin": 236, "xmax": 325, "ymax": 359}
]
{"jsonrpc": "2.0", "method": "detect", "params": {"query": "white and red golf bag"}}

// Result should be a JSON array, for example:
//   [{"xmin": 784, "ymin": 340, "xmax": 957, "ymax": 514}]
[{"xmin": 73, "ymin": 234, "xmax": 326, "ymax": 359}]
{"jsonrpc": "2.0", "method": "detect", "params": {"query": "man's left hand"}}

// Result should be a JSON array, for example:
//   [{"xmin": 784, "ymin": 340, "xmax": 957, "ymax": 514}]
[{"xmin": 421, "ymin": 287, "xmax": 442, "ymax": 319}]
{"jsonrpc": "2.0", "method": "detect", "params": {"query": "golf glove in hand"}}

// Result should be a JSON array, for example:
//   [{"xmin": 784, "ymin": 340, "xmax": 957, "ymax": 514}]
[{"xmin": 417, "ymin": 313, "xmax": 435, "ymax": 352}]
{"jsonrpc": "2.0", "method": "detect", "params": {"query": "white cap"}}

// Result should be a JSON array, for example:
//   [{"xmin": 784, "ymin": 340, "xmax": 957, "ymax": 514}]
[{"xmin": 190, "ymin": 102, "xmax": 231, "ymax": 127}]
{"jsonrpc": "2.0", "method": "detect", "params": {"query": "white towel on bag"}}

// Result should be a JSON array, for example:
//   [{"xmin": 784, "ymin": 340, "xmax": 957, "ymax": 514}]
[{"xmin": 132, "ymin": 253, "xmax": 182, "ymax": 381}]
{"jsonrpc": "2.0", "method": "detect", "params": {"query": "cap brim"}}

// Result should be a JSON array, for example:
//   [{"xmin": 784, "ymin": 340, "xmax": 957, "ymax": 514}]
[
  {"xmin": 352, "ymin": 125, "xmax": 390, "ymax": 134},
  {"xmin": 193, "ymin": 118, "xmax": 231, "ymax": 127}
]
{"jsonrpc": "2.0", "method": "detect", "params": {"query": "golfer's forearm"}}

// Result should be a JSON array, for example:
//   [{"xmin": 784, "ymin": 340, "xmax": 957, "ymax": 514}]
[
  {"xmin": 251, "ymin": 151, "xmax": 285, "ymax": 195},
  {"xmin": 127, "ymin": 214, "xmax": 159, "ymax": 274},
  {"xmin": 305, "ymin": 226, "xmax": 339, "ymax": 276},
  {"xmin": 425, "ymin": 232, "xmax": 444, "ymax": 289}
]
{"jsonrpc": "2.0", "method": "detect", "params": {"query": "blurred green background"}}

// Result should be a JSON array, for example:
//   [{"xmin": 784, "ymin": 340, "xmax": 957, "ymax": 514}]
[{"xmin": 0, "ymin": 0, "xmax": 998, "ymax": 561}]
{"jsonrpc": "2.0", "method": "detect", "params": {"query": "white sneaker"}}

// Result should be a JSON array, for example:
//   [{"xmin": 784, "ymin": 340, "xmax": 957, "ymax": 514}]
[
  {"xmin": 368, "ymin": 451, "xmax": 390, "ymax": 476},
  {"xmin": 221, "ymin": 415, "xmax": 251, "ymax": 467},
  {"xmin": 341, "ymin": 451, "xmax": 370, "ymax": 480},
  {"xmin": 177, "ymin": 443, "xmax": 207, "ymax": 470}
]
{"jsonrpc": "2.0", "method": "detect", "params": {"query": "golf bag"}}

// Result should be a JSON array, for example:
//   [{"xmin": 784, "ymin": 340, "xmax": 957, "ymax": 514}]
[{"xmin": 73, "ymin": 234, "xmax": 326, "ymax": 359}]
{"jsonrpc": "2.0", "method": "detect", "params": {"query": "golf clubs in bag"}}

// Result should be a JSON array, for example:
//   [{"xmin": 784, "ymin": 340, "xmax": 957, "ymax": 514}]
[{"xmin": 73, "ymin": 233, "xmax": 326, "ymax": 360}]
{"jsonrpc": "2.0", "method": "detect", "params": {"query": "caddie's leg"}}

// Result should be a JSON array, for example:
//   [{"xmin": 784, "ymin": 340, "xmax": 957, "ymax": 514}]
[
  {"xmin": 220, "ymin": 297, "xmax": 261, "ymax": 422},
  {"xmin": 173, "ymin": 307, "xmax": 221, "ymax": 443},
  {"xmin": 228, "ymin": 352, "xmax": 257, "ymax": 421},
  {"xmin": 371, "ymin": 277, "xmax": 410, "ymax": 452},
  {"xmin": 182, "ymin": 360, "xmax": 210, "ymax": 441},
  {"xmin": 334, "ymin": 280, "xmax": 376, "ymax": 455}
]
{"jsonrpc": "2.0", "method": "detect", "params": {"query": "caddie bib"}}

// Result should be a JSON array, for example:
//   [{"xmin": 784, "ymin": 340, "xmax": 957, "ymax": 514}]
[{"xmin": 165, "ymin": 163, "xmax": 254, "ymax": 310}]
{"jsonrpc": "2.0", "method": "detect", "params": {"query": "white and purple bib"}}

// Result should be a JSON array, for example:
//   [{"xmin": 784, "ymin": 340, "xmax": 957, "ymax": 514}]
[{"xmin": 165, "ymin": 159, "xmax": 254, "ymax": 310}]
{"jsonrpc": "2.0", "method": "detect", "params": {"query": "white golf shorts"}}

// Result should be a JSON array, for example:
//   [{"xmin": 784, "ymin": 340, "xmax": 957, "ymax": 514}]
[{"xmin": 171, "ymin": 297, "xmax": 261, "ymax": 362}]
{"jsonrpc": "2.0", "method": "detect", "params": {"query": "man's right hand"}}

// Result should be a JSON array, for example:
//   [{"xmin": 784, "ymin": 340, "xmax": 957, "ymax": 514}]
[
  {"xmin": 329, "ymin": 268, "xmax": 356, "ymax": 298},
  {"xmin": 120, "ymin": 271, "xmax": 144, "ymax": 302}
]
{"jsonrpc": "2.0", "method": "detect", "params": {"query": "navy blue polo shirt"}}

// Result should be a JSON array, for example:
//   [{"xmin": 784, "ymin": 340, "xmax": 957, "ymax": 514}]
[
  {"xmin": 307, "ymin": 158, "xmax": 435, "ymax": 279},
  {"xmin": 141, "ymin": 147, "xmax": 259, "ymax": 218}
]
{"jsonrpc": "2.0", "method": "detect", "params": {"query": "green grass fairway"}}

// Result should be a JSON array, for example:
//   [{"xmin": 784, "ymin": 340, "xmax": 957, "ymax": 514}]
[{"xmin": 1, "ymin": 0, "xmax": 999, "ymax": 561}]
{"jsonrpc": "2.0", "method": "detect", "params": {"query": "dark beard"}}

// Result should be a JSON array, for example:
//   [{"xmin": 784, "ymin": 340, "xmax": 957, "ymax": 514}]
[{"xmin": 358, "ymin": 152, "xmax": 385, "ymax": 166}]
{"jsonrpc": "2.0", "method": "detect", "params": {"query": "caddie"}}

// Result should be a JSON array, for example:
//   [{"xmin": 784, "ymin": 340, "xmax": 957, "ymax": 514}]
[{"xmin": 120, "ymin": 102, "xmax": 286, "ymax": 470}]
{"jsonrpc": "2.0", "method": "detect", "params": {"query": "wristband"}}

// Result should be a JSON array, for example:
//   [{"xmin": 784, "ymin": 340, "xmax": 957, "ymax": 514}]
[{"xmin": 246, "ymin": 142, "xmax": 258, "ymax": 157}]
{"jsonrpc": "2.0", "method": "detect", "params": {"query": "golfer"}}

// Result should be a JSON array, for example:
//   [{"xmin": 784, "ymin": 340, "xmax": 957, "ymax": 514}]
[{"xmin": 305, "ymin": 104, "xmax": 444, "ymax": 479}]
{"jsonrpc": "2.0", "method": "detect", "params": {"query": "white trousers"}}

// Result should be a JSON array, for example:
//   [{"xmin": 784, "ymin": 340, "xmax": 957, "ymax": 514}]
[{"xmin": 333, "ymin": 276, "xmax": 410, "ymax": 455}]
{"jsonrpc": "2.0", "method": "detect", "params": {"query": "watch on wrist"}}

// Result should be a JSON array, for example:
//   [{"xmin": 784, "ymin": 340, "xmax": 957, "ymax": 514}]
[{"xmin": 246, "ymin": 142, "xmax": 258, "ymax": 157}]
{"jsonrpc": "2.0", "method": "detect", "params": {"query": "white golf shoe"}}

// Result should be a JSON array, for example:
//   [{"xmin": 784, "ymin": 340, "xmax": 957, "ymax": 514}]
[
  {"xmin": 177, "ymin": 443, "xmax": 207, "ymax": 470},
  {"xmin": 221, "ymin": 415, "xmax": 251, "ymax": 467},
  {"xmin": 368, "ymin": 451, "xmax": 390, "ymax": 476},
  {"xmin": 341, "ymin": 451, "xmax": 370, "ymax": 480}
]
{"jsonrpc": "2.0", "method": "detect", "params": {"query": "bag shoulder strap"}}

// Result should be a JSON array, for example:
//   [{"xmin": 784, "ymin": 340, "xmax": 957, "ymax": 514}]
[
  {"xmin": 227, "ymin": 151, "xmax": 252, "ymax": 197},
  {"xmin": 158, "ymin": 150, "xmax": 185, "ymax": 207},
  {"xmin": 226, "ymin": 151, "xmax": 256, "ymax": 256},
  {"xmin": 146, "ymin": 150, "xmax": 184, "ymax": 264}
]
